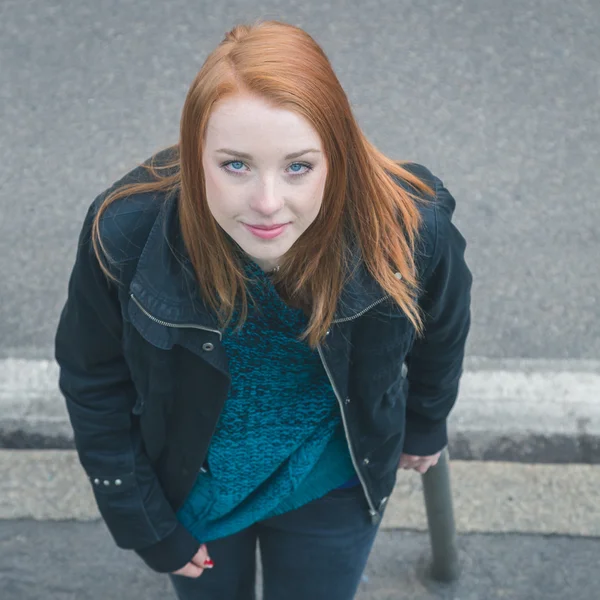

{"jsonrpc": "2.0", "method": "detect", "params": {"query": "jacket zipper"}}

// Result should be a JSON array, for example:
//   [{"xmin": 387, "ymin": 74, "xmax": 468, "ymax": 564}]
[
  {"xmin": 130, "ymin": 293, "xmax": 223, "ymax": 340},
  {"xmin": 331, "ymin": 296, "xmax": 388, "ymax": 325},
  {"xmin": 132, "ymin": 291, "xmax": 384, "ymax": 522},
  {"xmin": 317, "ymin": 343, "xmax": 381, "ymax": 525},
  {"xmin": 320, "ymin": 294, "xmax": 389, "ymax": 523}
]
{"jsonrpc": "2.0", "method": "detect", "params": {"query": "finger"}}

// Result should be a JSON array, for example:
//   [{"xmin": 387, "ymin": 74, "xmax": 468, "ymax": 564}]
[
  {"xmin": 192, "ymin": 544, "xmax": 215, "ymax": 569},
  {"xmin": 172, "ymin": 561, "xmax": 205, "ymax": 578},
  {"xmin": 401, "ymin": 455, "xmax": 419, "ymax": 463},
  {"xmin": 180, "ymin": 563, "xmax": 205, "ymax": 578},
  {"xmin": 191, "ymin": 544, "xmax": 212, "ymax": 568}
]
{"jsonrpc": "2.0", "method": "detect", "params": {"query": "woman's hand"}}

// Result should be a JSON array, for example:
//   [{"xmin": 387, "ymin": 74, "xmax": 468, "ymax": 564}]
[
  {"xmin": 398, "ymin": 451, "xmax": 442, "ymax": 474},
  {"xmin": 171, "ymin": 543, "xmax": 214, "ymax": 578}
]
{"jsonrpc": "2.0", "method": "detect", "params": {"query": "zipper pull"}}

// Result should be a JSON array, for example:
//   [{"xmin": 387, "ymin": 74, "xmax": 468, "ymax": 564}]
[{"xmin": 369, "ymin": 509, "xmax": 381, "ymax": 526}]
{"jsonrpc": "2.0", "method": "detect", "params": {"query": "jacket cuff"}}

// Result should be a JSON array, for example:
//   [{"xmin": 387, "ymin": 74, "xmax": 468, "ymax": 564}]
[
  {"xmin": 134, "ymin": 522, "xmax": 201, "ymax": 573},
  {"xmin": 402, "ymin": 412, "xmax": 448, "ymax": 456}
]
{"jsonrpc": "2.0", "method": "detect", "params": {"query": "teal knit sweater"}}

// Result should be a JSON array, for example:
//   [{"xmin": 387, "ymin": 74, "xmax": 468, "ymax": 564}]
[{"xmin": 176, "ymin": 259, "xmax": 359, "ymax": 543}]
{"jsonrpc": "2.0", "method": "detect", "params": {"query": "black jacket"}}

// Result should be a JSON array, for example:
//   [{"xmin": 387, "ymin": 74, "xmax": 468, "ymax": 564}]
[{"xmin": 54, "ymin": 158, "xmax": 472, "ymax": 574}]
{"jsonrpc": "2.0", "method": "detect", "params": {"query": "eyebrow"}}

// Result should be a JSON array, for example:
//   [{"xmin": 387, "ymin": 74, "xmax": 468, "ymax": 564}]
[{"xmin": 215, "ymin": 148, "xmax": 321, "ymax": 160}]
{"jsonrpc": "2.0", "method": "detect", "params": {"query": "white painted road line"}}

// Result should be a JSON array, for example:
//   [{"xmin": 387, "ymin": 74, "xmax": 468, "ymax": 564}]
[
  {"xmin": 1, "ymin": 357, "xmax": 599, "ymax": 444},
  {"xmin": 453, "ymin": 370, "xmax": 600, "ymax": 436}
]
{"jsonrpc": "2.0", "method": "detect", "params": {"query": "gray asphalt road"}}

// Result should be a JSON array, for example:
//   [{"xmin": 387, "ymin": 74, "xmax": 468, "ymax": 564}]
[
  {"xmin": 0, "ymin": 0, "xmax": 598, "ymax": 360},
  {"xmin": 1, "ymin": 5, "xmax": 598, "ymax": 598},
  {"xmin": 1, "ymin": 520, "xmax": 599, "ymax": 600}
]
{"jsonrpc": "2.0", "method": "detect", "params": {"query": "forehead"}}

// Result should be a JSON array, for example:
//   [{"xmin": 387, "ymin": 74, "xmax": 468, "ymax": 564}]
[{"xmin": 204, "ymin": 94, "xmax": 322, "ymax": 150}]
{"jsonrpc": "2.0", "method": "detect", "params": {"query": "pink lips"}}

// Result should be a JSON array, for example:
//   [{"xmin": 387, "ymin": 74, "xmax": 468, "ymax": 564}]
[{"xmin": 243, "ymin": 223, "xmax": 290, "ymax": 240}]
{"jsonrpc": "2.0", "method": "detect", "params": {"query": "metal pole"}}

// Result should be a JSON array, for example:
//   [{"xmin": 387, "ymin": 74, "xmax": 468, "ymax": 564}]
[{"xmin": 421, "ymin": 447, "xmax": 460, "ymax": 582}]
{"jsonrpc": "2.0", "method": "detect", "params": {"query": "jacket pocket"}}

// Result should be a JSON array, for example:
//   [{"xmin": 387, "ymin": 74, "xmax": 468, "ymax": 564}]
[{"xmin": 139, "ymin": 397, "xmax": 167, "ymax": 462}]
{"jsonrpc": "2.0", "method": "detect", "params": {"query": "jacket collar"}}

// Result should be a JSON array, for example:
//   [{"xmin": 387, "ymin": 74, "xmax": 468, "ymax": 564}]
[{"xmin": 129, "ymin": 195, "xmax": 387, "ymax": 332}]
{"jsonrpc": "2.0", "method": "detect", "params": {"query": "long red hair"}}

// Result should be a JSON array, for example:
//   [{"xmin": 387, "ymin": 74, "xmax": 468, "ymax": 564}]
[{"xmin": 92, "ymin": 19, "xmax": 435, "ymax": 347}]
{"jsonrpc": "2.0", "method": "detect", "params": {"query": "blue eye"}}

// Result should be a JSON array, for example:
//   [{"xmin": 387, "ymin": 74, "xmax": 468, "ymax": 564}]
[
  {"xmin": 220, "ymin": 161, "xmax": 313, "ymax": 177},
  {"xmin": 220, "ymin": 160, "xmax": 247, "ymax": 175},
  {"xmin": 288, "ymin": 162, "xmax": 313, "ymax": 176}
]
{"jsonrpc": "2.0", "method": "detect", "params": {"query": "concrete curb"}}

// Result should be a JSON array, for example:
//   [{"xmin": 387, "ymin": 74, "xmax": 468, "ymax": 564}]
[
  {"xmin": 3, "ymin": 450, "xmax": 599, "ymax": 536},
  {"xmin": 1, "ymin": 357, "xmax": 599, "ymax": 463}
]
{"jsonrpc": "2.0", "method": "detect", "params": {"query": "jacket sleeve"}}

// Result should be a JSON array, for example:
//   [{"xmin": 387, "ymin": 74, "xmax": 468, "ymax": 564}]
[
  {"xmin": 54, "ymin": 201, "xmax": 200, "ymax": 573},
  {"xmin": 402, "ymin": 176, "xmax": 473, "ymax": 456}
]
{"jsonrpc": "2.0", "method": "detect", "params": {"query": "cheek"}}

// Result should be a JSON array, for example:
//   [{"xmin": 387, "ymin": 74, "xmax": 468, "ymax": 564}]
[
  {"xmin": 303, "ymin": 179, "xmax": 326, "ymax": 219},
  {"xmin": 290, "ymin": 195, "xmax": 322, "ymax": 230},
  {"xmin": 204, "ymin": 168, "xmax": 233, "ymax": 218},
  {"xmin": 203, "ymin": 165, "xmax": 221, "ymax": 198}
]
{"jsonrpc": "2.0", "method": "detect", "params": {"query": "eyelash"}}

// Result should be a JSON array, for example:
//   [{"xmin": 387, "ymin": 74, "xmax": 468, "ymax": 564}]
[{"xmin": 219, "ymin": 160, "xmax": 314, "ymax": 178}]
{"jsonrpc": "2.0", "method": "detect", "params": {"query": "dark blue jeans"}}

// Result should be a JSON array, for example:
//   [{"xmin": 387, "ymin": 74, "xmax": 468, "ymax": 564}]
[{"xmin": 168, "ymin": 483, "xmax": 385, "ymax": 600}]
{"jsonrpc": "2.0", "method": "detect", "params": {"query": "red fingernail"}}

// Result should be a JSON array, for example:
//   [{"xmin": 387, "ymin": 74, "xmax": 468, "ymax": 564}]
[{"xmin": 203, "ymin": 559, "xmax": 214, "ymax": 568}]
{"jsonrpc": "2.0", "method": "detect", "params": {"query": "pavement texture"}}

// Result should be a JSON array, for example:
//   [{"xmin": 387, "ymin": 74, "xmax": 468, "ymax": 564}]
[
  {"xmin": 1, "ymin": 452, "xmax": 599, "ymax": 599},
  {"xmin": 1, "ymin": 520, "xmax": 599, "ymax": 600},
  {"xmin": 1, "ymin": 0, "xmax": 599, "ymax": 362},
  {"xmin": 3, "ymin": 452, "xmax": 600, "ymax": 537},
  {"xmin": 1, "ymin": 0, "xmax": 598, "ymax": 598}
]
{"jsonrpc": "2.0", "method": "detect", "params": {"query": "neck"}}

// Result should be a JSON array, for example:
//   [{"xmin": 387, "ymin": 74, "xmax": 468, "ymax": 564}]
[{"xmin": 249, "ymin": 256, "xmax": 281, "ymax": 274}]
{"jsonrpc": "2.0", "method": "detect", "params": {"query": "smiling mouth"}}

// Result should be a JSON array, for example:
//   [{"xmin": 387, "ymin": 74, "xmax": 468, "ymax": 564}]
[
  {"xmin": 245, "ymin": 223, "xmax": 289, "ymax": 230},
  {"xmin": 243, "ymin": 222, "xmax": 290, "ymax": 239}
]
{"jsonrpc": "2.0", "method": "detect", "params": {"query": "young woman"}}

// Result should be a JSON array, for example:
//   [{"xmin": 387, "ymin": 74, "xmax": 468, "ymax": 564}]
[{"xmin": 55, "ymin": 19, "xmax": 472, "ymax": 600}]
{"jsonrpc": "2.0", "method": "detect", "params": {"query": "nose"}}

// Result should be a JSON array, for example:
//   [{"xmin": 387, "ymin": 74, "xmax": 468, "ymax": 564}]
[{"xmin": 249, "ymin": 177, "xmax": 284, "ymax": 216}]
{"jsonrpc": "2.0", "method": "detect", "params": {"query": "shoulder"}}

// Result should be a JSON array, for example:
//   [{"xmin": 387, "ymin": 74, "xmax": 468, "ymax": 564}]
[
  {"xmin": 89, "ymin": 149, "xmax": 178, "ymax": 264},
  {"xmin": 398, "ymin": 162, "xmax": 457, "ymax": 223},
  {"xmin": 392, "ymin": 162, "xmax": 460, "ymax": 275}
]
